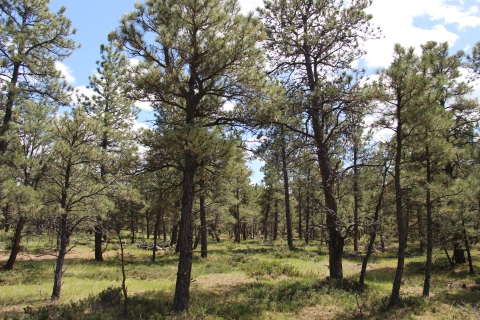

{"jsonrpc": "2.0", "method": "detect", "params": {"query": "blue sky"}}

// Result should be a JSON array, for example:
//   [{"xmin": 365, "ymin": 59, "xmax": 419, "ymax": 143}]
[{"xmin": 48, "ymin": 0, "xmax": 480, "ymax": 184}]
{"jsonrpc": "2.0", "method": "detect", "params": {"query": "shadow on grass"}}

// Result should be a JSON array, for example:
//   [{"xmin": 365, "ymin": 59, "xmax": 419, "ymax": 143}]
[{"xmin": 363, "ymin": 266, "xmax": 396, "ymax": 283}]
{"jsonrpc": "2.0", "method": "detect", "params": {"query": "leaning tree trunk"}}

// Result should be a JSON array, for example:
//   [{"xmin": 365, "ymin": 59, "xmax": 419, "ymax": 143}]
[
  {"xmin": 314, "ymin": 133, "xmax": 344, "ymax": 280},
  {"xmin": 3, "ymin": 203, "xmax": 10, "ymax": 232},
  {"xmin": 360, "ymin": 162, "xmax": 387, "ymax": 287},
  {"xmin": 51, "ymin": 214, "xmax": 69, "ymax": 300},
  {"xmin": 5, "ymin": 215, "xmax": 26, "ymax": 270}
]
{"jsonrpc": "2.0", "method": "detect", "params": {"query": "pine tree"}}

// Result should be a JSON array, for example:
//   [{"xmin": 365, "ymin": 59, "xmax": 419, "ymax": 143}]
[
  {"xmin": 81, "ymin": 42, "xmax": 139, "ymax": 262},
  {"xmin": 0, "ymin": 0, "xmax": 77, "ymax": 153},
  {"xmin": 45, "ymin": 108, "xmax": 109, "ymax": 300},
  {"xmin": 259, "ymin": 0, "xmax": 378, "ymax": 279},
  {"xmin": 4, "ymin": 99, "xmax": 56, "ymax": 270},
  {"xmin": 112, "ymin": 0, "xmax": 266, "ymax": 312},
  {"xmin": 375, "ymin": 44, "xmax": 431, "ymax": 306}
]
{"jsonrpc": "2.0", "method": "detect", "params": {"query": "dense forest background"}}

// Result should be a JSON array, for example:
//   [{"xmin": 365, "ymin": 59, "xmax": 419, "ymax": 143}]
[{"xmin": 1, "ymin": 0, "xmax": 480, "ymax": 318}]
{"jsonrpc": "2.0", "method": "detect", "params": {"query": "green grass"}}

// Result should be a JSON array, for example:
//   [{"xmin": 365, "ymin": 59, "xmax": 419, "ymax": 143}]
[{"xmin": 0, "ymin": 234, "xmax": 479, "ymax": 319}]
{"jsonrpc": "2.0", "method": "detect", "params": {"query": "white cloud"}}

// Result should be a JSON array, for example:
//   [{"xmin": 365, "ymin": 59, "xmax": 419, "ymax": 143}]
[
  {"xmin": 129, "ymin": 58, "xmax": 140, "ymax": 66},
  {"xmin": 135, "ymin": 100, "xmax": 154, "ymax": 111},
  {"xmin": 238, "ymin": 0, "xmax": 263, "ymax": 15},
  {"xmin": 222, "ymin": 101, "xmax": 235, "ymax": 111},
  {"xmin": 75, "ymin": 85, "xmax": 95, "ymax": 98},
  {"xmin": 363, "ymin": 0, "xmax": 480, "ymax": 69},
  {"xmin": 55, "ymin": 61, "xmax": 75, "ymax": 83},
  {"xmin": 69, "ymin": 85, "xmax": 95, "ymax": 105},
  {"xmin": 132, "ymin": 119, "xmax": 149, "ymax": 132}
]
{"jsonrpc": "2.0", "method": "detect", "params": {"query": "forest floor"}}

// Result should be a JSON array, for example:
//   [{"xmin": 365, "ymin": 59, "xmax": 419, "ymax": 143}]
[{"xmin": 0, "ymin": 234, "xmax": 479, "ymax": 319}]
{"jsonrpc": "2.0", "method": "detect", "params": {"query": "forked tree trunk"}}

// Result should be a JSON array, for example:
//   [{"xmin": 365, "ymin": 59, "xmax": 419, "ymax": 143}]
[{"xmin": 5, "ymin": 215, "xmax": 26, "ymax": 270}]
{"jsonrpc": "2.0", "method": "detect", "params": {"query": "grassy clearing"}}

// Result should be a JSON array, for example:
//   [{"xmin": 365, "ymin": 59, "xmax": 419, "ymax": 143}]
[{"xmin": 0, "ymin": 235, "xmax": 479, "ymax": 319}]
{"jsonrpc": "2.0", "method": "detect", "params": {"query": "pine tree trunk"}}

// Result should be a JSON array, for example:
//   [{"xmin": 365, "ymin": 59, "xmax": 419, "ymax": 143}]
[
  {"xmin": 162, "ymin": 214, "xmax": 167, "ymax": 242},
  {"xmin": 262, "ymin": 191, "xmax": 271, "ymax": 241},
  {"xmin": 360, "ymin": 163, "xmax": 387, "ymax": 287},
  {"xmin": 193, "ymin": 228, "xmax": 200, "ymax": 250},
  {"xmin": 200, "ymin": 192, "xmax": 208, "ymax": 258},
  {"xmin": 298, "ymin": 189, "xmax": 302, "ymax": 240},
  {"xmin": 390, "ymin": 115, "xmax": 406, "ymax": 306},
  {"xmin": 3, "ymin": 203, "xmax": 9, "ymax": 232},
  {"xmin": 281, "ymin": 130, "xmax": 293, "ymax": 249},
  {"xmin": 444, "ymin": 247, "xmax": 454, "ymax": 268},
  {"xmin": 173, "ymin": 144, "xmax": 196, "ymax": 313},
  {"xmin": 51, "ymin": 214, "xmax": 68, "ymax": 300},
  {"xmin": 417, "ymin": 207, "xmax": 425, "ymax": 253},
  {"xmin": 94, "ymin": 223, "xmax": 104, "ymax": 262},
  {"xmin": 171, "ymin": 223, "xmax": 179, "ymax": 247},
  {"xmin": 130, "ymin": 210, "xmax": 135, "ymax": 244},
  {"xmin": 234, "ymin": 188, "xmax": 241, "ymax": 243},
  {"xmin": 115, "ymin": 224, "xmax": 129, "ymax": 317},
  {"xmin": 423, "ymin": 147, "xmax": 433, "ymax": 296},
  {"xmin": 462, "ymin": 219, "xmax": 475, "ymax": 274},
  {"xmin": 152, "ymin": 209, "xmax": 162, "ymax": 262},
  {"xmin": 5, "ymin": 215, "xmax": 26, "ymax": 270},
  {"xmin": 305, "ymin": 189, "xmax": 310, "ymax": 245},
  {"xmin": 273, "ymin": 199, "xmax": 279, "ymax": 241},
  {"xmin": 353, "ymin": 143, "xmax": 359, "ymax": 253},
  {"xmin": 146, "ymin": 209, "xmax": 151, "ymax": 239},
  {"xmin": 317, "ymin": 137, "xmax": 343, "ymax": 279}
]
